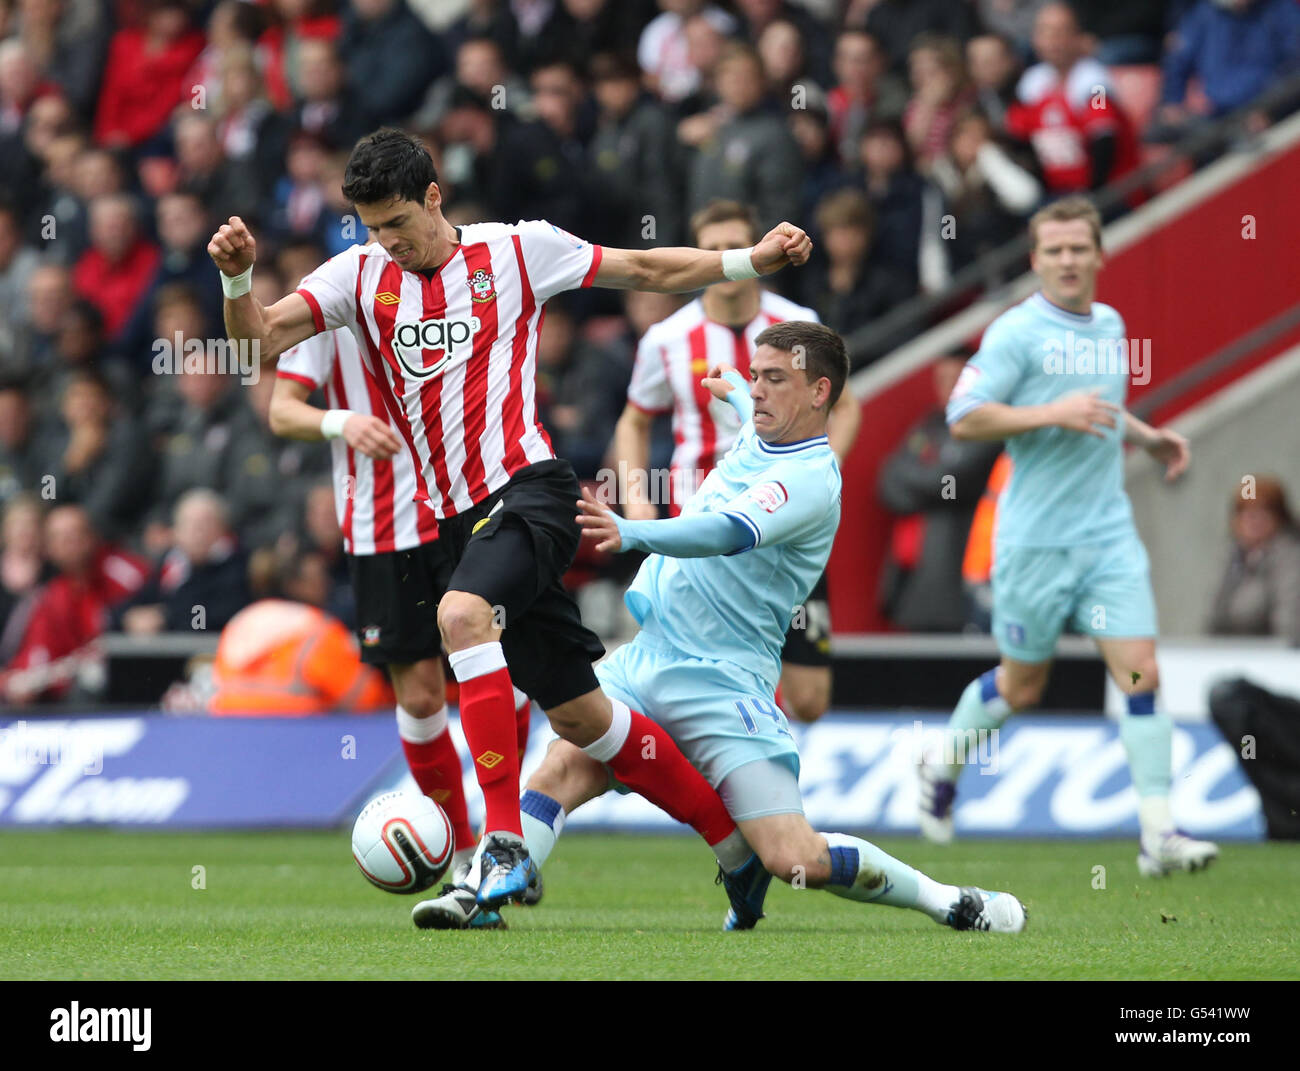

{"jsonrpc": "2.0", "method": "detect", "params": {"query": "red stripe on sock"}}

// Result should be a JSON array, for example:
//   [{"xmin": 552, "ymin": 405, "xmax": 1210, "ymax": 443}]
[
  {"xmin": 401, "ymin": 733, "xmax": 475, "ymax": 851},
  {"xmin": 605, "ymin": 710, "xmax": 736, "ymax": 846},
  {"xmin": 457, "ymin": 665, "xmax": 523, "ymax": 837}
]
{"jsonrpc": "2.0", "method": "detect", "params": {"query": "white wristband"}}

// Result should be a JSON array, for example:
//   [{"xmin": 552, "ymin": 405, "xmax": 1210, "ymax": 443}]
[
  {"xmin": 320, "ymin": 409, "xmax": 354, "ymax": 439},
  {"xmin": 721, "ymin": 246, "xmax": 759, "ymax": 281},
  {"xmin": 221, "ymin": 265, "xmax": 253, "ymax": 299}
]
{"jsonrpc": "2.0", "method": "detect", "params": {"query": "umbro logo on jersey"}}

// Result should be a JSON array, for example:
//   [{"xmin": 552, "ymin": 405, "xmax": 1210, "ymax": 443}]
[
  {"xmin": 375, "ymin": 291, "xmax": 400, "ymax": 305},
  {"xmin": 392, "ymin": 316, "xmax": 481, "ymax": 379}
]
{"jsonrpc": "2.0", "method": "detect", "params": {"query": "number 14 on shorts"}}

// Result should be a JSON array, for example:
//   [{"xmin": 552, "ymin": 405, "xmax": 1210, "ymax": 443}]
[{"xmin": 735, "ymin": 696, "xmax": 792, "ymax": 738}]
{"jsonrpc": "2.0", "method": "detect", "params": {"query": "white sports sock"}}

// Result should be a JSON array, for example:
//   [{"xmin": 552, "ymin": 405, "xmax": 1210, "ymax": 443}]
[
  {"xmin": 581, "ymin": 698, "xmax": 632, "ymax": 762},
  {"xmin": 1139, "ymin": 796, "xmax": 1174, "ymax": 841},
  {"xmin": 821, "ymin": 832, "xmax": 959, "ymax": 922},
  {"xmin": 520, "ymin": 789, "xmax": 566, "ymax": 870},
  {"xmin": 395, "ymin": 704, "xmax": 447, "ymax": 743},
  {"xmin": 713, "ymin": 829, "xmax": 752, "ymax": 873}
]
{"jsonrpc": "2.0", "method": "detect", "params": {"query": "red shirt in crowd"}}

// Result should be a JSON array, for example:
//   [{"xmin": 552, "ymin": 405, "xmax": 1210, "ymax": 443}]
[
  {"xmin": 72, "ymin": 237, "xmax": 161, "ymax": 340},
  {"xmin": 93, "ymin": 25, "xmax": 205, "ymax": 148},
  {"xmin": 1006, "ymin": 58, "xmax": 1139, "ymax": 194},
  {"xmin": 6, "ymin": 546, "xmax": 149, "ymax": 699}
]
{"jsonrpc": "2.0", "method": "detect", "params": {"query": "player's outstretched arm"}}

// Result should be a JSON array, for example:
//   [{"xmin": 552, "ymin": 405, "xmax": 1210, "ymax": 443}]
[
  {"xmin": 209, "ymin": 216, "xmax": 318, "ymax": 362},
  {"xmin": 575, "ymin": 487, "xmax": 753, "ymax": 557},
  {"xmin": 269, "ymin": 377, "xmax": 402, "ymax": 459},
  {"xmin": 951, "ymin": 390, "xmax": 1120, "ymax": 442},
  {"xmin": 593, "ymin": 222, "xmax": 813, "ymax": 293},
  {"xmin": 1124, "ymin": 412, "xmax": 1190, "ymax": 481}
]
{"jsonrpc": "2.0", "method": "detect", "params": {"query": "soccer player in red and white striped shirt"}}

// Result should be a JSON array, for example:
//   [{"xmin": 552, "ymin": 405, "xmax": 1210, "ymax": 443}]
[
  {"xmin": 614, "ymin": 200, "xmax": 861, "ymax": 722},
  {"xmin": 270, "ymin": 326, "xmax": 531, "ymax": 921},
  {"xmin": 208, "ymin": 127, "xmax": 814, "ymax": 914}
]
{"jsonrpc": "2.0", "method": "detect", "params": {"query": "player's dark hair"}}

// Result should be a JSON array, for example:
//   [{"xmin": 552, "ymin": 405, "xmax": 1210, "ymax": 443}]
[
  {"xmin": 690, "ymin": 199, "xmax": 760, "ymax": 246},
  {"xmin": 754, "ymin": 321, "xmax": 849, "ymax": 409},
  {"xmin": 342, "ymin": 128, "xmax": 439, "ymax": 207}
]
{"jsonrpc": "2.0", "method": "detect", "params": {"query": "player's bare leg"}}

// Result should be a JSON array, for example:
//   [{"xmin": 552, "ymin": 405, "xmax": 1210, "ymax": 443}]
[
  {"xmin": 1095, "ymin": 636, "xmax": 1218, "ymax": 876},
  {"xmin": 778, "ymin": 663, "xmax": 831, "ymax": 723},
  {"xmin": 920, "ymin": 657, "xmax": 1049, "ymax": 843},
  {"xmin": 733, "ymin": 812, "xmax": 1026, "ymax": 933}
]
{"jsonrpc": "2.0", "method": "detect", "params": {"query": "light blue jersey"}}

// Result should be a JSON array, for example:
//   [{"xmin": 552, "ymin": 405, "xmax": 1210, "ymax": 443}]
[
  {"xmin": 946, "ymin": 291, "xmax": 1137, "ymax": 548},
  {"xmin": 624, "ymin": 418, "xmax": 842, "ymax": 691}
]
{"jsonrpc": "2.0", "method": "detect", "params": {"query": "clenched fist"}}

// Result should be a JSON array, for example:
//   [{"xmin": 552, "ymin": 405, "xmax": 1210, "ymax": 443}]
[
  {"xmin": 751, "ymin": 222, "xmax": 813, "ymax": 275},
  {"xmin": 208, "ymin": 215, "xmax": 257, "ymax": 277}
]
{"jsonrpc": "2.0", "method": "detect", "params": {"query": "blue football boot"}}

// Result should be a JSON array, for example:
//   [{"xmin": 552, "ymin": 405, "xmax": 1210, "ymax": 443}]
[
  {"xmin": 717, "ymin": 852, "xmax": 773, "ymax": 931},
  {"xmin": 475, "ymin": 833, "xmax": 539, "ymax": 908}
]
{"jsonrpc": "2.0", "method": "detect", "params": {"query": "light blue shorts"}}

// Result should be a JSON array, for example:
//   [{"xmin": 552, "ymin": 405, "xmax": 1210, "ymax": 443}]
[
  {"xmin": 595, "ymin": 630, "xmax": 802, "ymax": 820},
  {"xmin": 992, "ymin": 530, "xmax": 1158, "ymax": 663}
]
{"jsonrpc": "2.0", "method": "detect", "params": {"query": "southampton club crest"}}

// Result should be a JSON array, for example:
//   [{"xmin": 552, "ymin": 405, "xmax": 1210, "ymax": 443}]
[{"xmin": 468, "ymin": 268, "xmax": 496, "ymax": 303}]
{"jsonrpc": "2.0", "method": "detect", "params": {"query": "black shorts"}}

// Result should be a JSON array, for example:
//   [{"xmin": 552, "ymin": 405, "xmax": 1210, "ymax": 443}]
[
  {"xmin": 781, "ymin": 570, "xmax": 832, "ymax": 669},
  {"xmin": 349, "ymin": 541, "xmax": 449, "ymax": 667},
  {"xmin": 438, "ymin": 459, "xmax": 605, "ymax": 711}
]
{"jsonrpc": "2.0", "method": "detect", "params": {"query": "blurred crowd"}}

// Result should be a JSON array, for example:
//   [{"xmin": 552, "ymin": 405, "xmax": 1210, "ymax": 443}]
[{"xmin": 0, "ymin": 0, "xmax": 1298, "ymax": 701}]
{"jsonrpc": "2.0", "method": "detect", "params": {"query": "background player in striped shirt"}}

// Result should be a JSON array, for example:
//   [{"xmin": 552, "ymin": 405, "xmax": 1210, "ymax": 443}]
[
  {"xmin": 270, "ymin": 324, "xmax": 534, "ymax": 927},
  {"xmin": 208, "ymin": 127, "xmax": 814, "ymax": 909},
  {"xmin": 615, "ymin": 198, "xmax": 862, "ymax": 722}
]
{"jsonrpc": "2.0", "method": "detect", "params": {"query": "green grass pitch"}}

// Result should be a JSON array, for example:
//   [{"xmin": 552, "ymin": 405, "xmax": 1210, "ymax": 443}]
[{"xmin": 1, "ymin": 830, "xmax": 1296, "ymax": 980}]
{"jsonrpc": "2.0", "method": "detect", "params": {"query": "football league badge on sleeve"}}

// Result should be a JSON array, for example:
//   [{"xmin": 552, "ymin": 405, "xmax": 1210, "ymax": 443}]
[{"xmin": 749, "ymin": 481, "xmax": 789, "ymax": 513}]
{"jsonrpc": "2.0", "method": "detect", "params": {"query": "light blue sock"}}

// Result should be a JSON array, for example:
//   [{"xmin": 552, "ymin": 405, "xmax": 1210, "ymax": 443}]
[
  {"xmin": 821, "ymin": 832, "xmax": 957, "ymax": 922},
  {"xmin": 941, "ymin": 669, "xmax": 1012, "ymax": 779},
  {"xmin": 519, "ymin": 789, "xmax": 565, "ymax": 870},
  {"xmin": 1120, "ymin": 691, "xmax": 1172, "ymax": 803}
]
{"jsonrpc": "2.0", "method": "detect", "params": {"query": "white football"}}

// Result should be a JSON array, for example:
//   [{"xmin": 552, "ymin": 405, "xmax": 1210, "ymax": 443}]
[{"xmin": 351, "ymin": 791, "xmax": 454, "ymax": 894}]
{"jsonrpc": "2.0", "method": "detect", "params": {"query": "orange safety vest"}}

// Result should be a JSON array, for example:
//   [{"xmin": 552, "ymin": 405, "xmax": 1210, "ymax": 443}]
[
  {"xmin": 962, "ymin": 453, "xmax": 1011, "ymax": 584},
  {"xmin": 209, "ymin": 600, "xmax": 394, "ymax": 716}
]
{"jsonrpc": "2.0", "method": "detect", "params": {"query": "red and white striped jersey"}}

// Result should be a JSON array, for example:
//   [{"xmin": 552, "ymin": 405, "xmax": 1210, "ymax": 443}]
[
  {"xmin": 295, "ymin": 220, "xmax": 602, "ymax": 519},
  {"xmin": 277, "ymin": 328, "xmax": 440, "ymax": 555},
  {"xmin": 626, "ymin": 290, "xmax": 819, "ymax": 508}
]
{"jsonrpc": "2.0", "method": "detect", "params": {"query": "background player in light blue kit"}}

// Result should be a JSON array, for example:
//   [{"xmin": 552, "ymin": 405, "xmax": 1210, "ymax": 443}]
[
  {"xmin": 416, "ymin": 322, "xmax": 1027, "ymax": 934},
  {"xmin": 918, "ymin": 197, "xmax": 1218, "ymax": 877}
]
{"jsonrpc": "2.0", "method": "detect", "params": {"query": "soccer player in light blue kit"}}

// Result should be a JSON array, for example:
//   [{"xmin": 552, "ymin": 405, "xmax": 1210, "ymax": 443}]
[
  {"xmin": 416, "ymin": 321, "xmax": 1026, "ymax": 933},
  {"xmin": 918, "ymin": 197, "xmax": 1218, "ymax": 877}
]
